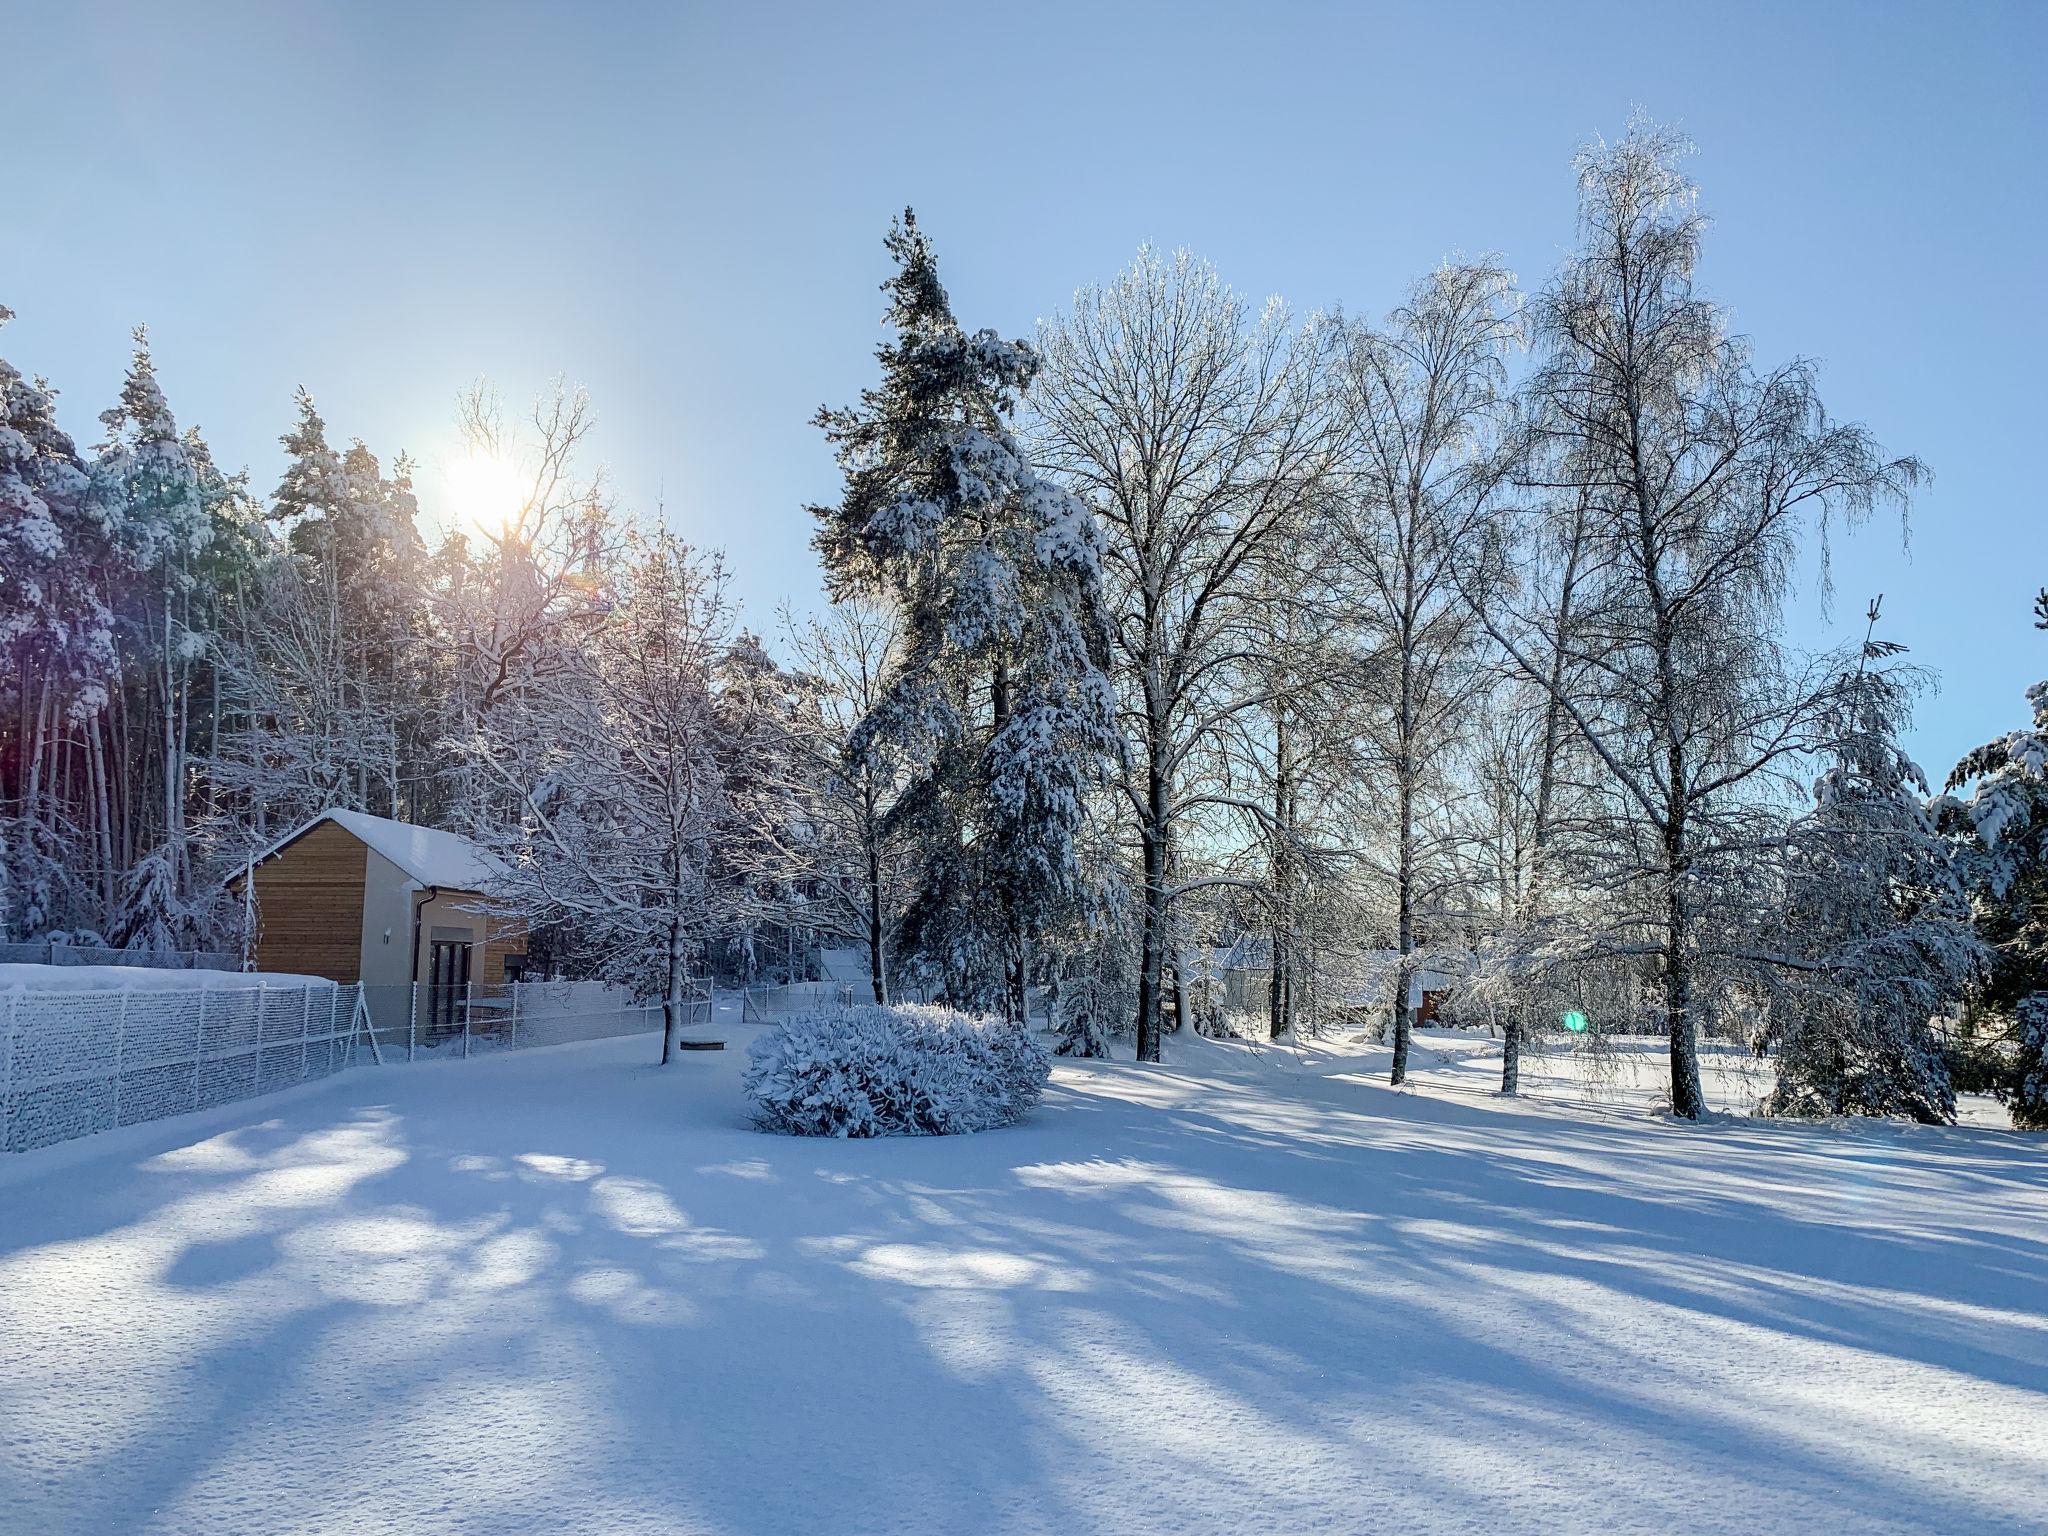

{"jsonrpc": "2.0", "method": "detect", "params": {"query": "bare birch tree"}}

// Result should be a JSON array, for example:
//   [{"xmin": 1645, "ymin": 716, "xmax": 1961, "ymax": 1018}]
[
  {"xmin": 1481, "ymin": 117, "xmax": 1923, "ymax": 1118},
  {"xmin": 780, "ymin": 598, "xmax": 912, "ymax": 1003},
  {"xmin": 1332, "ymin": 259, "xmax": 1522, "ymax": 1084}
]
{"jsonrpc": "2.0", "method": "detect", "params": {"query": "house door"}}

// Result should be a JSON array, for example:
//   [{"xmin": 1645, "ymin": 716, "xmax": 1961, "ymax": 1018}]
[{"xmin": 429, "ymin": 936, "xmax": 473, "ymax": 1031}]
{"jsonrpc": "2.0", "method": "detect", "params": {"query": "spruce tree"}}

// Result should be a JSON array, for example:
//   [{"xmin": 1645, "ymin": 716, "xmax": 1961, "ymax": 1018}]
[
  {"xmin": 92, "ymin": 329, "xmax": 216, "ymax": 947},
  {"xmin": 0, "ymin": 304, "xmax": 114, "ymax": 937},
  {"xmin": 268, "ymin": 388, "xmax": 427, "ymax": 814},
  {"xmin": 1767, "ymin": 604, "xmax": 1980, "ymax": 1123},
  {"xmin": 811, "ymin": 211, "xmax": 1116, "ymax": 1021},
  {"xmin": 1937, "ymin": 591, "xmax": 2048, "ymax": 1126}
]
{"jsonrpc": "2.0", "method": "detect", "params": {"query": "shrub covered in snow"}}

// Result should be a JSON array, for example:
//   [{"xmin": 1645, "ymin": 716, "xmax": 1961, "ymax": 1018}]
[{"xmin": 743, "ymin": 1005, "xmax": 1050, "ymax": 1138}]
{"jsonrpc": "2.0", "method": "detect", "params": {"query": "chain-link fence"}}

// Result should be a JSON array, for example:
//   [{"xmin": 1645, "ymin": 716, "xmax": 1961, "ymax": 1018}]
[
  {"xmin": 3, "ymin": 976, "xmax": 678, "ymax": 1154},
  {"xmin": 356, "ymin": 979, "xmax": 668, "ymax": 1061},
  {"xmin": 2, "ymin": 980, "xmax": 364, "ymax": 1153},
  {"xmin": 740, "ymin": 981, "xmax": 861, "ymax": 1020},
  {"xmin": 0, "ymin": 942, "xmax": 241, "ymax": 971}
]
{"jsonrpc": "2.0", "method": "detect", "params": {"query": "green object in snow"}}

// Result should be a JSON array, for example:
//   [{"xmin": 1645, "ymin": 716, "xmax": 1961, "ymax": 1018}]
[{"xmin": 1561, "ymin": 1010, "xmax": 1589, "ymax": 1033}]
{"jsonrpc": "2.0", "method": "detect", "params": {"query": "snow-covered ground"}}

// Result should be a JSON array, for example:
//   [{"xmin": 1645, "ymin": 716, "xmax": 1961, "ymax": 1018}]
[{"xmin": 1, "ymin": 1024, "xmax": 2042, "ymax": 1535}]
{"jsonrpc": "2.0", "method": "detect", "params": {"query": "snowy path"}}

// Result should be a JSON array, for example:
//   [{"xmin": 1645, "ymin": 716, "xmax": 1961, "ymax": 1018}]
[{"xmin": 1, "ymin": 1026, "xmax": 2043, "ymax": 1535}]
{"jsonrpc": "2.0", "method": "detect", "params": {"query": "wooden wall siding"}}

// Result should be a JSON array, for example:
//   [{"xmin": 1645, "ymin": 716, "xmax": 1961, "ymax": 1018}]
[
  {"xmin": 245, "ymin": 821, "xmax": 369, "ymax": 982},
  {"xmin": 410, "ymin": 889, "xmax": 527, "ymax": 989},
  {"xmin": 481, "ymin": 914, "xmax": 527, "ymax": 985}
]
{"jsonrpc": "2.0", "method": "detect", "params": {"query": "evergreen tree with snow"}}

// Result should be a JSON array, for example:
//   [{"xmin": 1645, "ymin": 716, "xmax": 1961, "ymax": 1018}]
[
  {"xmin": 264, "ymin": 387, "xmax": 428, "ymax": 815},
  {"xmin": 1936, "ymin": 590, "xmax": 2048, "ymax": 1126},
  {"xmin": 92, "ymin": 330, "xmax": 220, "ymax": 948},
  {"xmin": 1766, "ymin": 603, "xmax": 1981, "ymax": 1123},
  {"xmin": 2008, "ymin": 994, "xmax": 2048, "ymax": 1131},
  {"xmin": 0, "ymin": 304, "xmax": 121, "ymax": 938},
  {"xmin": 811, "ymin": 211, "xmax": 1117, "ymax": 1021}
]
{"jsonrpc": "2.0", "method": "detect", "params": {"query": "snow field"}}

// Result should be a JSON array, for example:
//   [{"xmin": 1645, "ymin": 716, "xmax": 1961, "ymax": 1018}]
[{"xmin": 0, "ymin": 1024, "xmax": 2042, "ymax": 1535}]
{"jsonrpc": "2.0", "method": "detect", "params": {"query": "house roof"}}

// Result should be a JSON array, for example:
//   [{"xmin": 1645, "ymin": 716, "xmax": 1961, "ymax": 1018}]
[{"xmin": 240, "ymin": 809, "xmax": 506, "ymax": 891}]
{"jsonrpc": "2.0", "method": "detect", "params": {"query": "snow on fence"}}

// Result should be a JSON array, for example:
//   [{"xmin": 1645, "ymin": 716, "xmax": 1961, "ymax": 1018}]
[
  {"xmin": 356, "ymin": 980, "xmax": 667, "ymax": 1062},
  {"xmin": 2, "ymin": 980, "xmax": 362, "ymax": 1153},
  {"xmin": 2, "ymin": 977, "xmax": 677, "ymax": 1154},
  {"xmin": 741, "ymin": 981, "xmax": 860, "ymax": 1021},
  {"xmin": 0, "ymin": 941, "xmax": 241, "ymax": 971}
]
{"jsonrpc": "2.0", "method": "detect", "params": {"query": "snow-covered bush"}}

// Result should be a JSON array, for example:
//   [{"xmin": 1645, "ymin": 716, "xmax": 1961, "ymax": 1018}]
[{"xmin": 743, "ymin": 1005, "xmax": 1050, "ymax": 1138}]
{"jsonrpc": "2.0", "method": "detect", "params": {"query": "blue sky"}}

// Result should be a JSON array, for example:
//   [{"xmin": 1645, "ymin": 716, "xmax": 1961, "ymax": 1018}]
[{"xmin": 4, "ymin": 0, "xmax": 2042, "ymax": 776}]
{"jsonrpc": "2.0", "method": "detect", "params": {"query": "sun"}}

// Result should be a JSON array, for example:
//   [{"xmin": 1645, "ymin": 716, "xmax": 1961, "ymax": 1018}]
[{"xmin": 444, "ymin": 449, "xmax": 526, "ymax": 534}]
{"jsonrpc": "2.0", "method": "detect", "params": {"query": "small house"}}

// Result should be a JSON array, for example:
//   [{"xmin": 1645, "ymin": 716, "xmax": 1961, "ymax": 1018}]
[{"xmin": 228, "ymin": 810, "xmax": 528, "ymax": 1034}]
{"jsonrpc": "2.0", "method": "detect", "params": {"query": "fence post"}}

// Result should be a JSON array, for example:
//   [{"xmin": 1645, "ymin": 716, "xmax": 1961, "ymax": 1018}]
[
  {"xmin": 510, "ymin": 982, "xmax": 519, "ymax": 1050},
  {"xmin": 327, "ymin": 986, "xmax": 340, "ymax": 1072},
  {"xmin": 462, "ymin": 980, "xmax": 473, "ymax": 1059},
  {"xmin": 408, "ymin": 982, "xmax": 418, "ymax": 1063}
]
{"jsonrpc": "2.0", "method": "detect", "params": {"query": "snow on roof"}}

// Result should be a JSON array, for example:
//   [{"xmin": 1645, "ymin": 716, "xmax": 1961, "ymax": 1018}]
[{"xmin": 247, "ymin": 809, "xmax": 505, "ymax": 891}]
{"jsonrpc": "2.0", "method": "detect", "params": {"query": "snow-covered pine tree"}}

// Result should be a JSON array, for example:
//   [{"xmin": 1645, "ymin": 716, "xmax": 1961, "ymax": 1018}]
[
  {"xmin": 264, "ymin": 387, "xmax": 427, "ymax": 816},
  {"xmin": 2010, "ymin": 994, "xmax": 2048, "ymax": 1131},
  {"xmin": 1936, "ymin": 590, "xmax": 2048, "ymax": 1127},
  {"xmin": 1766, "ymin": 602, "xmax": 1982, "ymax": 1123},
  {"xmin": 811, "ymin": 211, "xmax": 1116, "ymax": 1022},
  {"xmin": 0, "ymin": 304, "xmax": 114, "ymax": 939},
  {"xmin": 91, "ymin": 331, "xmax": 224, "ymax": 950}
]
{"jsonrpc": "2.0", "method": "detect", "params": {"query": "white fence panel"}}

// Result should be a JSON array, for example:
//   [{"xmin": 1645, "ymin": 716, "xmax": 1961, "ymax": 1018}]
[
  {"xmin": 3, "ymin": 977, "xmax": 677, "ymax": 1154},
  {"xmin": 2, "ymin": 982, "xmax": 363, "ymax": 1153}
]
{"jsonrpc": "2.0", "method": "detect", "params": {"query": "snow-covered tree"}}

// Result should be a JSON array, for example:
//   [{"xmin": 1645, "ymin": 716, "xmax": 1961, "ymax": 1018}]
[
  {"xmin": 1333, "ymin": 259, "xmax": 1521, "ymax": 1082},
  {"xmin": 781, "ymin": 598, "xmax": 914, "ymax": 1003},
  {"xmin": 92, "ymin": 331, "xmax": 225, "ymax": 946},
  {"xmin": 1483, "ymin": 117, "xmax": 1923, "ymax": 1119},
  {"xmin": 1764, "ymin": 603, "xmax": 1981, "ymax": 1123},
  {"xmin": 1031, "ymin": 247, "xmax": 1334, "ymax": 1059},
  {"xmin": 263, "ymin": 387, "xmax": 428, "ymax": 817},
  {"xmin": 438, "ymin": 384, "xmax": 615, "ymax": 703},
  {"xmin": 2009, "ymin": 994, "xmax": 2048, "ymax": 1131},
  {"xmin": 812, "ymin": 210, "xmax": 1117, "ymax": 1022},
  {"xmin": 1226, "ymin": 534, "xmax": 1377, "ymax": 1041},
  {"xmin": 0, "ymin": 304, "xmax": 114, "ymax": 939},
  {"xmin": 1936, "ymin": 591, "xmax": 2048, "ymax": 1125},
  {"xmin": 210, "ymin": 548, "xmax": 399, "ymax": 832},
  {"xmin": 468, "ymin": 531, "xmax": 741, "ymax": 1064}
]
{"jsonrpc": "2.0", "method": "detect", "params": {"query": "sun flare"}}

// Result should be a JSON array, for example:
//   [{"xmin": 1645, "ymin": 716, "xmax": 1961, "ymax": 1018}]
[{"xmin": 444, "ymin": 449, "xmax": 525, "ymax": 534}]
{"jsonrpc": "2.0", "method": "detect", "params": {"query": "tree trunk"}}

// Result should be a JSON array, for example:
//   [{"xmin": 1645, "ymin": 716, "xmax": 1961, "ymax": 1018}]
[
  {"xmin": 1269, "ymin": 709, "xmax": 1293, "ymax": 1040},
  {"xmin": 1663, "ymin": 872, "xmax": 1706, "ymax": 1119},
  {"xmin": 1390, "ymin": 766, "xmax": 1415, "ymax": 1085},
  {"xmin": 660, "ymin": 918, "xmax": 686, "ymax": 1065},
  {"xmin": 865, "ymin": 835, "xmax": 889, "ymax": 1007},
  {"xmin": 1501, "ymin": 1014, "xmax": 1521, "ymax": 1096},
  {"xmin": 1135, "ymin": 753, "xmax": 1169, "ymax": 1063}
]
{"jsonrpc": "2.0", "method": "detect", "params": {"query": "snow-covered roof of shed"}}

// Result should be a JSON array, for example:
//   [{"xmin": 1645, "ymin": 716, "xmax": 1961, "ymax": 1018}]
[{"xmin": 245, "ymin": 809, "xmax": 505, "ymax": 891}]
